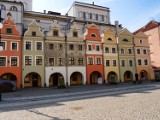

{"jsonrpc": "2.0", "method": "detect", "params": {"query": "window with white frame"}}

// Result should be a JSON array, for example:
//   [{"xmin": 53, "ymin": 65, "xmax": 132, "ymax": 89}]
[
  {"xmin": 96, "ymin": 57, "xmax": 101, "ymax": 65},
  {"xmin": 0, "ymin": 57, "xmax": 6, "ymax": 66},
  {"xmin": 144, "ymin": 59, "xmax": 148, "ymax": 65},
  {"xmin": 36, "ymin": 56, "xmax": 43, "ymax": 65},
  {"xmin": 105, "ymin": 47, "xmax": 109, "ymax": 53},
  {"xmin": 36, "ymin": 42, "xmax": 42, "ymax": 50},
  {"xmin": 69, "ymin": 57, "xmax": 75, "ymax": 65},
  {"xmin": 121, "ymin": 48, "xmax": 125, "ymax": 54},
  {"xmin": 49, "ymin": 43, "xmax": 54, "ymax": 50},
  {"xmin": 96, "ymin": 45, "xmax": 100, "ymax": 51},
  {"xmin": 140, "ymin": 39, "xmax": 143, "ymax": 44},
  {"xmin": 112, "ymin": 48, "xmax": 116, "ymax": 53},
  {"xmin": 88, "ymin": 57, "xmax": 93, "ymax": 65},
  {"xmin": 11, "ymin": 42, "xmax": 18, "ymax": 50},
  {"xmin": 106, "ymin": 60, "xmax": 110, "ymax": 66},
  {"xmin": 78, "ymin": 45, "xmax": 83, "ymax": 51},
  {"xmin": 138, "ymin": 59, "xmax": 142, "ymax": 65},
  {"xmin": 25, "ymin": 41, "xmax": 31, "ymax": 50},
  {"xmin": 25, "ymin": 56, "xmax": 32, "ymax": 66},
  {"xmin": 129, "ymin": 60, "xmax": 133, "ymax": 66},
  {"xmin": 78, "ymin": 58, "xmax": 83, "ymax": 65},
  {"xmin": 112, "ymin": 60, "xmax": 116, "ymax": 66},
  {"xmin": 58, "ymin": 58, "xmax": 63, "ymax": 66},
  {"xmin": 88, "ymin": 45, "xmax": 92, "ymax": 51},
  {"xmin": 11, "ymin": 57, "xmax": 18, "ymax": 66},
  {"xmin": 49, "ymin": 58, "xmax": 54, "ymax": 66},
  {"xmin": 1, "ymin": 42, "xmax": 6, "ymax": 50},
  {"xmin": 121, "ymin": 60, "xmax": 125, "ymax": 67},
  {"xmin": 128, "ymin": 49, "xmax": 132, "ymax": 54}
]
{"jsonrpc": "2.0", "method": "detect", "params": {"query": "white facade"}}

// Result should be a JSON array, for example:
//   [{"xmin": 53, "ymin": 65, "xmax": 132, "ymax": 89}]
[{"xmin": 67, "ymin": 1, "xmax": 111, "ymax": 24}]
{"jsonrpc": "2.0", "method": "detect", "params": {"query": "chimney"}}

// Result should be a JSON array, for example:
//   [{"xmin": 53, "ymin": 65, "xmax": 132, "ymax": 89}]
[
  {"xmin": 115, "ymin": 21, "xmax": 119, "ymax": 35},
  {"xmin": 44, "ymin": 10, "xmax": 46, "ymax": 14}
]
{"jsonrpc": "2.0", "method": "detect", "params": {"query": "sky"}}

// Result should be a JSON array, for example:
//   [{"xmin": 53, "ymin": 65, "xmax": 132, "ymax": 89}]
[{"xmin": 33, "ymin": 0, "xmax": 160, "ymax": 32}]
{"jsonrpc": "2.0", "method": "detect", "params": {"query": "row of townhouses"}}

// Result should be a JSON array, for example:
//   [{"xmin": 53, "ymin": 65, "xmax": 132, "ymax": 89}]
[{"xmin": 0, "ymin": 1, "xmax": 155, "ymax": 89}]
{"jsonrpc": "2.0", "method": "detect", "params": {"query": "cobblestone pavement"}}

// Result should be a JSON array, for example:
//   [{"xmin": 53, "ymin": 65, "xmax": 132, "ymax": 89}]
[{"xmin": 0, "ymin": 84, "xmax": 160, "ymax": 120}]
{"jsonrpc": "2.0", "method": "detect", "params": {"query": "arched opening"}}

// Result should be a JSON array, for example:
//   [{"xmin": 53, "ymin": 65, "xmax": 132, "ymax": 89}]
[
  {"xmin": 1, "ymin": 73, "xmax": 17, "ymax": 82},
  {"xmin": 90, "ymin": 71, "xmax": 102, "ymax": 84},
  {"xmin": 124, "ymin": 71, "xmax": 133, "ymax": 82},
  {"xmin": 70, "ymin": 72, "xmax": 83, "ymax": 85},
  {"xmin": 24, "ymin": 72, "xmax": 41, "ymax": 88},
  {"xmin": 49, "ymin": 73, "xmax": 64, "ymax": 87},
  {"xmin": 140, "ymin": 70, "xmax": 148, "ymax": 80},
  {"xmin": 107, "ymin": 71, "xmax": 118, "ymax": 83}
]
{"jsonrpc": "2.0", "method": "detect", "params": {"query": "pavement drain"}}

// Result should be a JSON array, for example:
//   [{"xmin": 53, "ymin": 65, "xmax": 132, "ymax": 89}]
[{"xmin": 70, "ymin": 107, "xmax": 83, "ymax": 111}]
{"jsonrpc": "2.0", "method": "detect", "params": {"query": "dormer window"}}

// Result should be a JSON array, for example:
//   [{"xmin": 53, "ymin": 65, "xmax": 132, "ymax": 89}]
[
  {"xmin": 53, "ymin": 30, "xmax": 58, "ymax": 37},
  {"xmin": 107, "ymin": 38, "xmax": 112, "ymax": 41},
  {"xmin": 91, "ymin": 34, "xmax": 96, "ymax": 37},
  {"xmin": 123, "ymin": 39, "xmax": 129, "ymax": 42},
  {"xmin": 73, "ymin": 31, "xmax": 78, "ymax": 37},
  {"xmin": 6, "ymin": 28, "xmax": 12, "ymax": 34}
]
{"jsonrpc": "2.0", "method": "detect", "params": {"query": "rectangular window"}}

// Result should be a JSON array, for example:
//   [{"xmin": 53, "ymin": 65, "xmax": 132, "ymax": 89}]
[
  {"xmin": 25, "ymin": 56, "xmax": 32, "ymax": 66},
  {"xmin": 32, "ymin": 32, "xmax": 36, "ymax": 36},
  {"xmin": 36, "ymin": 42, "xmax": 42, "ymax": 50},
  {"xmin": 78, "ymin": 45, "xmax": 83, "ymax": 51},
  {"xmin": 96, "ymin": 45, "xmax": 100, "ymax": 51},
  {"xmin": 128, "ymin": 49, "xmax": 132, "ymax": 54},
  {"xmin": 69, "ymin": 58, "xmax": 74, "ymax": 65},
  {"xmin": 73, "ymin": 32, "xmax": 78, "ymax": 37},
  {"xmin": 11, "ymin": 57, "xmax": 18, "ymax": 66},
  {"xmin": 121, "ymin": 60, "xmax": 125, "ymax": 67},
  {"xmin": 138, "ymin": 59, "xmax": 142, "ymax": 65},
  {"xmin": 102, "ymin": 15, "xmax": 104, "ymax": 21},
  {"xmin": 49, "ymin": 58, "xmax": 54, "ymax": 66},
  {"xmin": 69, "ymin": 44, "xmax": 74, "ymax": 50},
  {"xmin": 105, "ymin": 47, "xmax": 109, "ymax": 53},
  {"xmin": 121, "ymin": 49, "xmax": 125, "ymax": 54},
  {"xmin": 106, "ymin": 60, "xmax": 110, "ymax": 66},
  {"xmin": 49, "ymin": 43, "xmax": 54, "ymax": 50},
  {"xmin": 88, "ymin": 57, "xmax": 93, "ymax": 65},
  {"xmin": 58, "ymin": 58, "xmax": 63, "ymax": 66},
  {"xmin": 143, "ymin": 49, "xmax": 147, "ymax": 54},
  {"xmin": 144, "ymin": 59, "xmax": 148, "ymax": 65},
  {"xmin": 36, "ymin": 56, "xmax": 42, "ymax": 65},
  {"xmin": 96, "ymin": 14, "xmax": 98, "ymax": 20},
  {"xmin": 0, "ymin": 57, "xmax": 6, "ymax": 66},
  {"xmin": 6, "ymin": 28, "xmax": 12, "ymax": 34},
  {"xmin": 58, "ymin": 44, "xmax": 63, "ymax": 50},
  {"xmin": 137, "ymin": 49, "xmax": 140, "ymax": 54},
  {"xmin": 12, "ymin": 42, "xmax": 18, "ymax": 50},
  {"xmin": 88, "ymin": 45, "xmax": 92, "ymax": 51},
  {"xmin": 78, "ymin": 58, "xmax": 83, "ymax": 65},
  {"xmin": 26, "ymin": 41, "xmax": 31, "ymax": 50},
  {"xmin": 96, "ymin": 58, "xmax": 101, "ymax": 65},
  {"xmin": 53, "ymin": 30, "xmax": 58, "ymax": 36},
  {"xmin": 113, "ymin": 60, "xmax": 116, "ymax": 66},
  {"xmin": 0, "ymin": 42, "xmax": 5, "ymax": 50},
  {"xmin": 112, "ymin": 48, "xmax": 116, "ymax": 53},
  {"xmin": 129, "ymin": 60, "xmax": 133, "ymax": 66}
]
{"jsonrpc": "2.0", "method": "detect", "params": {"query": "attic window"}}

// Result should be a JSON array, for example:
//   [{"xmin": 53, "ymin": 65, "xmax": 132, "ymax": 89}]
[
  {"xmin": 32, "ymin": 32, "xmax": 36, "ymax": 36},
  {"xmin": 6, "ymin": 28, "xmax": 12, "ymax": 34},
  {"xmin": 53, "ymin": 30, "xmax": 58, "ymax": 37},
  {"xmin": 73, "ymin": 31, "xmax": 78, "ymax": 37},
  {"xmin": 140, "ymin": 39, "xmax": 143, "ymax": 44},
  {"xmin": 123, "ymin": 39, "xmax": 129, "ymax": 42},
  {"xmin": 107, "ymin": 38, "xmax": 112, "ymax": 41},
  {"xmin": 91, "ymin": 34, "xmax": 96, "ymax": 37}
]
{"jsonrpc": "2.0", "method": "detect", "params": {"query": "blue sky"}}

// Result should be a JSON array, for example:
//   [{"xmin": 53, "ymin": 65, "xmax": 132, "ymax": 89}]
[{"xmin": 33, "ymin": 0, "xmax": 160, "ymax": 32}]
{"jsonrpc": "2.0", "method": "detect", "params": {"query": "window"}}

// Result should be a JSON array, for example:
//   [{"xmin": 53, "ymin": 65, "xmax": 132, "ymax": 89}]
[
  {"xmin": 36, "ymin": 56, "xmax": 42, "ymax": 65},
  {"xmin": 6, "ymin": 28, "xmax": 12, "ymax": 34},
  {"xmin": 78, "ymin": 58, "xmax": 83, "ymax": 65},
  {"xmin": 108, "ymin": 38, "xmax": 112, "ymax": 41},
  {"xmin": 123, "ymin": 39, "xmax": 129, "ymax": 42},
  {"xmin": 106, "ymin": 60, "xmax": 110, "ymax": 66},
  {"xmin": 129, "ymin": 60, "xmax": 133, "ymax": 66},
  {"xmin": 10, "ymin": 6, "xmax": 17, "ymax": 11},
  {"xmin": 138, "ymin": 59, "xmax": 142, "ymax": 65},
  {"xmin": 90, "ymin": 13, "xmax": 92, "ymax": 19},
  {"xmin": 143, "ymin": 49, "xmax": 147, "ymax": 54},
  {"xmin": 11, "ymin": 42, "xmax": 18, "ymax": 50},
  {"xmin": 0, "ymin": 5, "xmax": 6, "ymax": 10},
  {"xmin": 88, "ymin": 45, "xmax": 92, "ymax": 51},
  {"xmin": 113, "ymin": 60, "xmax": 116, "ymax": 66},
  {"xmin": 140, "ymin": 39, "xmax": 142, "ymax": 44},
  {"xmin": 112, "ymin": 48, "xmax": 116, "ymax": 53},
  {"xmin": 49, "ymin": 43, "xmax": 54, "ymax": 50},
  {"xmin": 58, "ymin": 44, "xmax": 63, "ymax": 50},
  {"xmin": 11, "ymin": 57, "xmax": 18, "ymax": 66},
  {"xmin": 69, "ymin": 44, "xmax": 74, "ymax": 50},
  {"xmin": 0, "ymin": 57, "xmax": 6, "ymax": 66},
  {"xmin": 121, "ymin": 49, "xmax": 125, "ymax": 54},
  {"xmin": 53, "ymin": 30, "xmax": 58, "ymax": 36},
  {"xmin": 49, "ymin": 58, "xmax": 54, "ymax": 66},
  {"xmin": 102, "ymin": 15, "xmax": 104, "ymax": 21},
  {"xmin": 36, "ymin": 42, "xmax": 42, "ymax": 50},
  {"xmin": 32, "ymin": 32, "xmax": 36, "ymax": 36},
  {"xmin": 96, "ymin": 45, "xmax": 100, "ymax": 51},
  {"xmin": 128, "ymin": 49, "xmax": 132, "ymax": 54},
  {"xmin": 91, "ymin": 34, "xmax": 96, "ymax": 37},
  {"xmin": 121, "ymin": 60, "xmax": 125, "ymax": 67},
  {"xmin": 58, "ymin": 58, "xmax": 63, "ymax": 66},
  {"xmin": 78, "ymin": 45, "xmax": 83, "ymax": 51},
  {"xmin": 88, "ymin": 57, "xmax": 93, "ymax": 65},
  {"xmin": 69, "ymin": 58, "xmax": 74, "ymax": 65},
  {"xmin": 26, "ymin": 41, "xmax": 31, "ymax": 50},
  {"xmin": 105, "ymin": 47, "xmax": 109, "ymax": 53},
  {"xmin": 25, "ymin": 56, "xmax": 32, "ymax": 66},
  {"xmin": 96, "ymin": 14, "xmax": 98, "ymax": 20},
  {"xmin": 0, "ymin": 42, "xmax": 5, "ymax": 50},
  {"xmin": 144, "ymin": 59, "xmax": 148, "ymax": 65},
  {"xmin": 73, "ymin": 31, "xmax": 78, "ymax": 37},
  {"xmin": 137, "ymin": 49, "xmax": 140, "ymax": 54},
  {"xmin": 96, "ymin": 58, "xmax": 101, "ymax": 65},
  {"xmin": 83, "ymin": 12, "xmax": 86, "ymax": 19}
]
